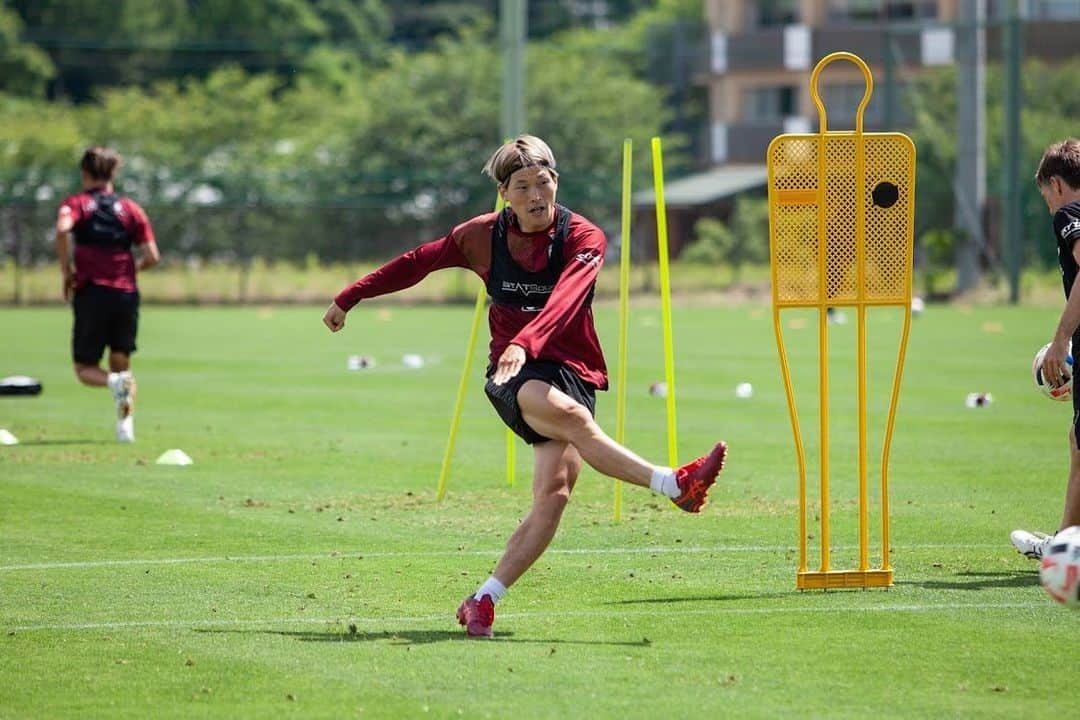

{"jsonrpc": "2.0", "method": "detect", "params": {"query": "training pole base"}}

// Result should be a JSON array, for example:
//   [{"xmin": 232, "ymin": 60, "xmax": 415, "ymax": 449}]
[{"xmin": 797, "ymin": 569, "xmax": 893, "ymax": 590}]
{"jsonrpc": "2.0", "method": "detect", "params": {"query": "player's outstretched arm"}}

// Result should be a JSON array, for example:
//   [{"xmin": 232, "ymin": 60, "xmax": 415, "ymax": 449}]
[{"xmin": 323, "ymin": 302, "xmax": 347, "ymax": 332}]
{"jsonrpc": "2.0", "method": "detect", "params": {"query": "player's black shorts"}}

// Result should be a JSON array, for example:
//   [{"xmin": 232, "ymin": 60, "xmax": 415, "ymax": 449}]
[
  {"xmin": 484, "ymin": 360, "xmax": 597, "ymax": 445},
  {"xmin": 72, "ymin": 284, "xmax": 139, "ymax": 365}
]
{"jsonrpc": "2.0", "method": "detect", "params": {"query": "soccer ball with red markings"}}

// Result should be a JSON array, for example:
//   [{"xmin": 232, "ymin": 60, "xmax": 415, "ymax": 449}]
[
  {"xmin": 1039, "ymin": 526, "xmax": 1080, "ymax": 607},
  {"xmin": 1032, "ymin": 342, "xmax": 1073, "ymax": 402}
]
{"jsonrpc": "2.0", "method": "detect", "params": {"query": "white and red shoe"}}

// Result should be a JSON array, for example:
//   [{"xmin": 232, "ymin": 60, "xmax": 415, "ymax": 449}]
[
  {"xmin": 672, "ymin": 442, "xmax": 728, "ymax": 513},
  {"xmin": 456, "ymin": 594, "xmax": 495, "ymax": 638}
]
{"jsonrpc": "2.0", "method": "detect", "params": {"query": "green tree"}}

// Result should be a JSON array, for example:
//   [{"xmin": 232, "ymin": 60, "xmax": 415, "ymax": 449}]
[
  {"xmin": 0, "ymin": 6, "xmax": 54, "ymax": 97},
  {"xmin": 78, "ymin": 66, "xmax": 355, "ymax": 261},
  {"xmin": 0, "ymin": 2, "xmax": 691, "ymax": 266},
  {"xmin": 0, "ymin": 93, "xmax": 81, "ymax": 201},
  {"xmin": 531, "ymin": 0, "xmax": 706, "ymax": 169},
  {"xmin": 336, "ymin": 26, "xmax": 673, "ymax": 252},
  {"xmin": 683, "ymin": 195, "xmax": 770, "ymax": 281},
  {"xmin": 906, "ymin": 58, "xmax": 1080, "ymax": 275},
  {"xmin": 384, "ymin": 1, "xmax": 668, "ymax": 46},
  {"xmin": 12, "ymin": 0, "xmax": 190, "ymax": 100},
  {"xmin": 10, "ymin": 0, "xmax": 393, "ymax": 99}
]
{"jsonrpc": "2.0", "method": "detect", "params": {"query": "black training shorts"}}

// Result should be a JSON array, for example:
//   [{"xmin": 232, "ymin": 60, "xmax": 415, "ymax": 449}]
[
  {"xmin": 484, "ymin": 360, "xmax": 597, "ymax": 445},
  {"xmin": 72, "ymin": 284, "xmax": 140, "ymax": 365}
]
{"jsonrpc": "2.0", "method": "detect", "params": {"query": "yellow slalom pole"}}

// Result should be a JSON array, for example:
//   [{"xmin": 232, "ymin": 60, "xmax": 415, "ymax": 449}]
[
  {"xmin": 651, "ymin": 137, "xmax": 678, "ymax": 467},
  {"xmin": 437, "ymin": 195, "xmax": 506, "ymax": 501},
  {"xmin": 614, "ymin": 138, "xmax": 633, "ymax": 521},
  {"xmin": 436, "ymin": 284, "xmax": 488, "ymax": 502}
]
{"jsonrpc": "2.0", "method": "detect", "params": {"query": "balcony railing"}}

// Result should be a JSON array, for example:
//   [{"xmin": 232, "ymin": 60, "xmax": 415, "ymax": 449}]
[{"xmin": 709, "ymin": 19, "xmax": 1079, "ymax": 73}]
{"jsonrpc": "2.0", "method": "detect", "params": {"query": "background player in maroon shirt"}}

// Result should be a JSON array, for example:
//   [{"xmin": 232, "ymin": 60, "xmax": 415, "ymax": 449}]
[
  {"xmin": 1012, "ymin": 138, "xmax": 1080, "ymax": 559},
  {"xmin": 323, "ymin": 135, "xmax": 727, "ymax": 637},
  {"xmin": 55, "ymin": 146, "xmax": 160, "ymax": 443}
]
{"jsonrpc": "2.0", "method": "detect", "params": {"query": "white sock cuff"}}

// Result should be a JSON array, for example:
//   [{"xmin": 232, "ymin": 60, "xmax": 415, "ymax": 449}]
[
  {"xmin": 649, "ymin": 467, "xmax": 679, "ymax": 499},
  {"xmin": 474, "ymin": 576, "xmax": 508, "ymax": 603}
]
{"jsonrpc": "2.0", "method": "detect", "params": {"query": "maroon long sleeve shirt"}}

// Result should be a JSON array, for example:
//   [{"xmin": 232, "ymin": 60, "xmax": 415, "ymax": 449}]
[{"xmin": 334, "ymin": 209, "xmax": 609, "ymax": 389}]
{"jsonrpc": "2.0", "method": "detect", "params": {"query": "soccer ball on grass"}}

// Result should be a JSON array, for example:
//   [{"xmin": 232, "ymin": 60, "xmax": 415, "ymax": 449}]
[{"xmin": 1039, "ymin": 525, "xmax": 1080, "ymax": 607}]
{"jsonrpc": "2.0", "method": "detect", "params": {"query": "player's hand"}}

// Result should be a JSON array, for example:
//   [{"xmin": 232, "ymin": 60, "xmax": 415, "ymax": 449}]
[
  {"xmin": 323, "ymin": 302, "xmax": 347, "ymax": 332},
  {"xmin": 1044, "ymin": 337, "xmax": 1072, "ymax": 388},
  {"xmin": 492, "ymin": 343, "xmax": 526, "ymax": 385},
  {"xmin": 62, "ymin": 273, "xmax": 74, "ymax": 303}
]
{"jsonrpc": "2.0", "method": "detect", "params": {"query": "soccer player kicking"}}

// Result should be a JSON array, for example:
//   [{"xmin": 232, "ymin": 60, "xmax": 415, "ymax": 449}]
[
  {"xmin": 55, "ymin": 147, "xmax": 160, "ymax": 443},
  {"xmin": 1012, "ymin": 138, "xmax": 1080, "ymax": 559},
  {"xmin": 324, "ymin": 135, "xmax": 727, "ymax": 637}
]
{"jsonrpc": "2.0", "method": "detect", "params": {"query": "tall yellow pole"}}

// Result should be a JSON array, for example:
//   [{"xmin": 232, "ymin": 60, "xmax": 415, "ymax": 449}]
[
  {"xmin": 815, "ymin": 129, "xmax": 831, "ymax": 573},
  {"xmin": 436, "ymin": 195, "xmax": 506, "ymax": 501},
  {"xmin": 855, "ymin": 110, "xmax": 869, "ymax": 572},
  {"xmin": 650, "ymin": 137, "xmax": 678, "ymax": 467},
  {"xmin": 436, "ymin": 283, "xmax": 489, "ymax": 502}
]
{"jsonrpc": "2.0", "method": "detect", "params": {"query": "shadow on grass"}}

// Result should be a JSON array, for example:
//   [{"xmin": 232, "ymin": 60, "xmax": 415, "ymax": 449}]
[
  {"xmin": 903, "ymin": 570, "xmax": 1039, "ymax": 591},
  {"xmin": 196, "ymin": 628, "xmax": 651, "ymax": 647},
  {"xmin": 13, "ymin": 438, "xmax": 99, "ymax": 446},
  {"xmin": 607, "ymin": 592, "xmax": 788, "ymax": 605}
]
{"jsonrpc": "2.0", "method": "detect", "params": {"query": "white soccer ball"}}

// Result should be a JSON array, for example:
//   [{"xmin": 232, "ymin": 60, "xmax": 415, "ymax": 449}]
[
  {"xmin": 1040, "ymin": 526, "xmax": 1080, "ymax": 607},
  {"xmin": 1032, "ymin": 342, "xmax": 1073, "ymax": 401}
]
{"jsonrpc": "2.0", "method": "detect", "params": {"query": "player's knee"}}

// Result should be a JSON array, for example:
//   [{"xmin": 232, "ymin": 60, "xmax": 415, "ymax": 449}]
[
  {"xmin": 535, "ymin": 475, "xmax": 572, "ymax": 511},
  {"xmin": 539, "ymin": 490, "xmax": 570, "ymax": 519},
  {"xmin": 73, "ymin": 364, "xmax": 94, "ymax": 385},
  {"xmin": 559, "ymin": 404, "xmax": 596, "ymax": 442}
]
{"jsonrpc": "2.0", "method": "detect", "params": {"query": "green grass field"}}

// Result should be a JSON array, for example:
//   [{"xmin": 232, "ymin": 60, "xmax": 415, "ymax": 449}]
[{"xmin": 2, "ymin": 301, "xmax": 1078, "ymax": 718}]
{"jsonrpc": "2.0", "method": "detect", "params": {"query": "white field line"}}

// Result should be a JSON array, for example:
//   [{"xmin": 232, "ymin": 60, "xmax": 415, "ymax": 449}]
[
  {"xmin": 5, "ymin": 602, "xmax": 1040, "ymax": 633},
  {"xmin": 0, "ymin": 543, "xmax": 1005, "ymax": 572}
]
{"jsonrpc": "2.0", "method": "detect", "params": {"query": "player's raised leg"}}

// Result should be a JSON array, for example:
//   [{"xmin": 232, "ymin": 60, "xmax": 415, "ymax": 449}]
[{"xmin": 516, "ymin": 380, "xmax": 727, "ymax": 513}]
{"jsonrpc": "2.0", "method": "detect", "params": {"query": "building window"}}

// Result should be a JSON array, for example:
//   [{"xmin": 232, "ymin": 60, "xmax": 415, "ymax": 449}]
[
  {"xmin": 826, "ymin": 0, "xmax": 938, "ymax": 23},
  {"xmin": 1025, "ymin": 0, "xmax": 1080, "ymax": 19},
  {"xmin": 743, "ymin": 86, "xmax": 797, "ymax": 123},
  {"xmin": 750, "ymin": 0, "xmax": 799, "ymax": 28},
  {"xmin": 888, "ymin": 1, "xmax": 939, "ymax": 18},
  {"xmin": 988, "ymin": 0, "xmax": 1080, "ymax": 18},
  {"xmin": 827, "ymin": 0, "xmax": 885, "ymax": 23}
]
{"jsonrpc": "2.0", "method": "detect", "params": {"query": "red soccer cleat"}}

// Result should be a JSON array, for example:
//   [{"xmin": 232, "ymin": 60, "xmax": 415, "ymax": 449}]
[
  {"xmin": 672, "ymin": 441, "xmax": 728, "ymax": 513},
  {"xmin": 456, "ymin": 594, "xmax": 495, "ymax": 638}
]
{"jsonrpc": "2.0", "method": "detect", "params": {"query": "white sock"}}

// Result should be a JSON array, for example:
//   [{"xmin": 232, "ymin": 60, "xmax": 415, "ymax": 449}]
[
  {"xmin": 474, "ymin": 576, "xmax": 507, "ymax": 604},
  {"xmin": 649, "ymin": 467, "xmax": 680, "ymax": 498}
]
